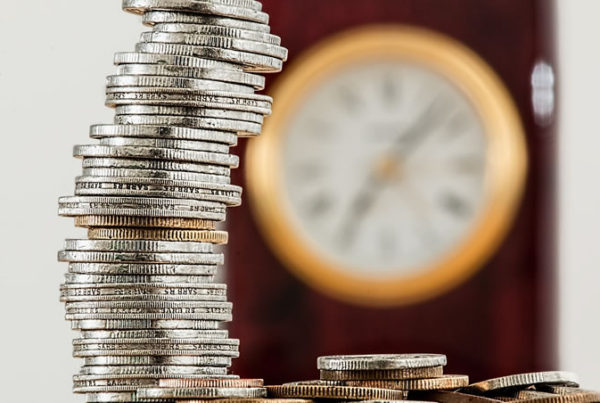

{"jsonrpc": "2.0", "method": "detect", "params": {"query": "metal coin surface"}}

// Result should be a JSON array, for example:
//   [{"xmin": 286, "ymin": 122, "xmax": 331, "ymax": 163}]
[
  {"xmin": 466, "ymin": 372, "xmax": 580, "ymax": 393},
  {"xmin": 90, "ymin": 123, "xmax": 239, "ymax": 145},
  {"xmin": 136, "ymin": 386, "xmax": 267, "ymax": 399},
  {"xmin": 88, "ymin": 228, "xmax": 228, "ymax": 244},
  {"xmin": 142, "ymin": 11, "xmax": 271, "ymax": 33},
  {"xmin": 345, "ymin": 375, "xmax": 469, "ymax": 391},
  {"xmin": 159, "ymin": 378, "xmax": 264, "ymax": 388},
  {"xmin": 266, "ymin": 385, "xmax": 407, "ymax": 400},
  {"xmin": 320, "ymin": 366, "xmax": 444, "ymax": 381},
  {"xmin": 74, "ymin": 215, "xmax": 218, "ymax": 230},
  {"xmin": 318, "ymin": 354, "xmax": 447, "ymax": 371}
]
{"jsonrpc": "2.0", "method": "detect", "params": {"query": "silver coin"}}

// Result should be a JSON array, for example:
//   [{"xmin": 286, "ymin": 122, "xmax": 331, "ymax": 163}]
[
  {"xmin": 66, "ymin": 300, "xmax": 232, "ymax": 312},
  {"xmin": 58, "ymin": 196, "xmax": 227, "ymax": 221},
  {"xmin": 73, "ymin": 343, "xmax": 238, "ymax": 356},
  {"xmin": 123, "ymin": 0, "xmax": 269, "ymax": 24},
  {"xmin": 60, "ymin": 284, "xmax": 227, "ymax": 302},
  {"xmin": 317, "ymin": 354, "xmax": 448, "ymax": 371},
  {"xmin": 59, "ymin": 251, "xmax": 223, "ymax": 265},
  {"xmin": 98, "ymin": 137, "xmax": 230, "ymax": 153},
  {"xmin": 73, "ymin": 145, "xmax": 239, "ymax": 167},
  {"xmin": 140, "ymin": 32, "xmax": 288, "ymax": 60},
  {"xmin": 114, "ymin": 51, "xmax": 243, "ymax": 70},
  {"xmin": 114, "ymin": 104, "xmax": 264, "ymax": 123},
  {"xmin": 63, "ymin": 239, "xmax": 214, "ymax": 253},
  {"xmin": 153, "ymin": 23, "xmax": 280, "ymax": 45},
  {"xmin": 80, "ymin": 329, "xmax": 228, "ymax": 340},
  {"xmin": 66, "ymin": 263, "xmax": 219, "ymax": 276},
  {"xmin": 116, "ymin": 63, "xmax": 265, "ymax": 89},
  {"xmin": 105, "ymin": 90, "xmax": 272, "ymax": 115},
  {"xmin": 81, "ymin": 168, "xmax": 230, "ymax": 185},
  {"xmin": 78, "ymin": 365, "xmax": 228, "ymax": 376},
  {"xmin": 465, "ymin": 371, "xmax": 580, "ymax": 393},
  {"xmin": 82, "ymin": 355, "xmax": 232, "ymax": 366},
  {"xmin": 90, "ymin": 124, "xmax": 238, "ymax": 145},
  {"xmin": 135, "ymin": 42, "xmax": 282, "ymax": 73},
  {"xmin": 143, "ymin": 11, "xmax": 270, "ymax": 33},
  {"xmin": 137, "ymin": 386, "xmax": 267, "ymax": 400},
  {"xmin": 74, "ymin": 176, "xmax": 242, "ymax": 206},
  {"xmin": 63, "ymin": 274, "xmax": 216, "ymax": 285},
  {"xmin": 73, "ymin": 377, "xmax": 159, "ymax": 394},
  {"xmin": 106, "ymin": 74, "xmax": 255, "ymax": 94},
  {"xmin": 113, "ymin": 114, "xmax": 261, "ymax": 135},
  {"xmin": 66, "ymin": 312, "xmax": 232, "ymax": 321},
  {"xmin": 74, "ymin": 336, "xmax": 238, "ymax": 346},
  {"xmin": 71, "ymin": 319, "xmax": 221, "ymax": 330},
  {"xmin": 82, "ymin": 158, "xmax": 231, "ymax": 176}
]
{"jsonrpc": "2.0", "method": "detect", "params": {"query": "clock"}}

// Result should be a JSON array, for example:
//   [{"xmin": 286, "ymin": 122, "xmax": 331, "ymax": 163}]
[{"xmin": 245, "ymin": 26, "xmax": 527, "ymax": 306}]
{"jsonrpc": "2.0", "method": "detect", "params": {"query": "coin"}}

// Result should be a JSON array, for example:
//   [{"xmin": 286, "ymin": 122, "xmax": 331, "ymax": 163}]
[
  {"xmin": 88, "ymin": 228, "xmax": 228, "ymax": 243},
  {"xmin": 71, "ymin": 319, "xmax": 221, "ymax": 330},
  {"xmin": 345, "ymin": 375, "xmax": 469, "ymax": 391},
  {"xmin": 75, "ymin": 216, "xmax": 217, "ymax": 229},
  {"xmin": 318, "ymin": 354, "xmax": 447, "ymax": 371},
  {"xmin": 320, "ymin": 366, "xmax": 445, "ymax": 381},
  {"xmin": 266, "ymin": 384, "xmax": 408, "ymax": 400},
  {"xmin": 65, "ymin": 263, "xmax": 218, "ymax": 275},
  {"xmin": 63, "ymin": 239, "xmax": 214, "ymax": 253},
  {"xmin": 83, "ymin": 355, "xmax": 233, "ymax": 366},
  {"xmin": 153, "ymin": 23, "xmax": 281, "ymax": 45},
  {"xmin": 82, "ymin": 158, "xmax": 231, "ymax": 176},
  {"xmin": 90, "ymin": 123, "xmax": 239, "ymax": 144},
  {"xmin": 466, "ymin": 372, "xmax": 580, "ymax": 393},
  {"xmin": 114, "ymin": 104, "xmax": 264, "ymax": 123},
  {"xmin": 142, "ymin": 11, "xmax": 271, "ymax": 33},
  {"xmin": 159, "ymin": 378, "xmax": 264, "ymax": 388}
]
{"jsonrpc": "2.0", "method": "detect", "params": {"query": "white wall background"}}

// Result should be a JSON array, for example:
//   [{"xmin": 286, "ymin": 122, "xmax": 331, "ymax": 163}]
[{"xmin": 0, "ymin": 1, "xmax": 596, "ymax": 401}]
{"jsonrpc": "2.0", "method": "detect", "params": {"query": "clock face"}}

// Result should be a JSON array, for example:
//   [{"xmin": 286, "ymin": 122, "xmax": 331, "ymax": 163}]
[
  {"xmin": 282, "ymin": 61, "xmax": 487, "ymax": 277},
  {"xmin": 246, "ymin": 26, "xmax": 527, "ymax": 306}
]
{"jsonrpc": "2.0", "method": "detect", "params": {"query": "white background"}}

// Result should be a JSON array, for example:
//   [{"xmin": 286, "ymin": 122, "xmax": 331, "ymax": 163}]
[{"xmin": 0, "ymin": 1, "xmax": 597, "ymax": 401}]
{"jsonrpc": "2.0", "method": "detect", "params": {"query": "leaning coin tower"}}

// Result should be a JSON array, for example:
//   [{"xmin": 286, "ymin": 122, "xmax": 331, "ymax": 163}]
[{"xmin": 58, "ymin": 1, "xmax": 286, "ymax": 402}]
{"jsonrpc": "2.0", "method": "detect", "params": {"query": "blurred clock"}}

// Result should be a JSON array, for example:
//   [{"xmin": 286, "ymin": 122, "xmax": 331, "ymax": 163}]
[
  {"xmin": 228, "ymin": 0, "xmax": 556, "ymax": 386},
  {"xmin": 246, "ymin": 27, "xmax": 527, "ymax": 306}
]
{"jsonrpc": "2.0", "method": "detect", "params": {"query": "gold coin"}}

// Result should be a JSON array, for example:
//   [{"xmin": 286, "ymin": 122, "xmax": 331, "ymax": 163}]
[
  {"xmin": 160, "ymin": 379, "xmax": 264, "ymax": 388},
  {"xmin": 88, "ymin": 228, "xmax": 228, "ymax": 244},
  {"xmin": 344, "ymin": 375, "xmax": 469, "ymax": 391},
  {"xmin": 75, "ymin": 215, "xmax": 217, "ymax": 230},
  {"xmin": 266, "ymin": 385, "xmax": 407, "ymax": 400},
  {"xmin": 320, "ymin": 366, "xmax": 443, "ymax": 381}
]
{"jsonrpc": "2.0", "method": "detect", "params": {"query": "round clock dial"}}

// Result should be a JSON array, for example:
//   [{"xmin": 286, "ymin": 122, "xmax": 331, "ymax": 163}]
[{"xmin": 246, "ymin": 26, "xmax": 527, "ymax": 306}]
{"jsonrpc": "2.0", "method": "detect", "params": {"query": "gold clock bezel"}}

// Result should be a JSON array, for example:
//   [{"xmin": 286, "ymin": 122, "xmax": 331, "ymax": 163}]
[{"xmin": 245, "ymin": 26, "xmax": 528, "ymax": 307}]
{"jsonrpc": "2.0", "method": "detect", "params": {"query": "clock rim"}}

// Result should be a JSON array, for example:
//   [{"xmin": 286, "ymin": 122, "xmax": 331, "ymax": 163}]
[{"xmin": 245, "ymin": 25, "xmax": 528, "ymax": 307}]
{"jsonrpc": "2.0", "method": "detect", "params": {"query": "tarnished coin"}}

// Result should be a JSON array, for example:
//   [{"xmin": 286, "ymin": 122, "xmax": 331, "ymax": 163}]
[
  {"xmin": 153, "ymin": 23, "xmax": 281, "ymax": 45},
  {"xmin": 98, "ymin": 136, "xmax": 230, "ymax": 153},
  {"xmin": 80, "ymin": 328, "xmax": 228, "ymax": 340},
  {"xmin": 83, "ymin": 355, "xmax": 232, "ymax": 366},
  {"xmin": 63, "ymin": 239, "xmax": 214, "ymax": 253},
  {"xmin": 82, "ymin": 158, "xmax": 231, "ymax": 176},
  {"xmin": 106, "ymin": 74, "xmax": 255, "ymax": 94},
  {"xmin": 59, "ymin": 196, "xmax": 227, "ymax": 221},
  {"xmin": 114, "ymin": 105, "xmax": 263, "ymax": 123},
  {"xmin": 159, "ymin": 378, "xmax": 264, "ymax": 388},
  {"xmin": 79, "ymin": 365, "xmax": 228, "ymax": 377},
  {"xmin": 75, "ymin": 216, "xmax": 218, "ymax": 230},
  {"xmin": 88, "ymin": 228, "xmax": 228, "ymax": 244},
  {"xmin": 74, "ymin": 176, "xmax": 243, "ymax": 206},
  {"xmin": 266, "ymin": 385, "xmax": 407, "ymax": 400},
  {"xmin": 137, "ymin": 386, "xmax": 267, "ymax": 400},
  {"xmin": 123, "ymin": 0, "xmax": 269, "ymax": 24},
  {"xmin": 105, "ymin": 90, "xmax": 272, "ymax": 115},
  {"xmin": 116, "ymin": 63, "xmax": 265, "ymax": 89},
  {"xmin": 71, "ymin": 319, "xmax": 221, "ymax": 330},
  {"xmin": 63, "ymin": 274, "xmax": 216, "ymax": 285},
  {"xmin": 142, "ymin": 11, "xmax": 271, "ymax": 33},
  {"xmin": 59, "ymin": 251, "xmax": 224, "ymax": 265},
  {"xmin": 466, "ymin": 372, "xmax": 580, "ymax": 393},
  {"xmin": 345, "ymin": 375, "xmax": 469, "ymax": 391},
  {"xmin": 114, "ymin": 114, "xmax": 261, "ymax": 135},
  {"xmin": 318, "ymin": 354, "xmax": 447, "ymax": 371},
  {"xmin": 90, "ymin": 123, "xmax": 238, "ymax": 145},
  {"xmin": 135, "ymin": 42, "xmax": 283, "ymax": 73},
  {"xmin": 320, "ymin": 366, "xmax": 444, "ymax": 381},
  {"xmin": 66, "ymin": 263, "xmax": 218, "ymax": 275},
  {"xmin": 140, "ymin": 32, "xmax": 288, "ymax": 60},
  {"xmin": 73, "ymin": 145, "xmax": 239, "ymax": 166}
]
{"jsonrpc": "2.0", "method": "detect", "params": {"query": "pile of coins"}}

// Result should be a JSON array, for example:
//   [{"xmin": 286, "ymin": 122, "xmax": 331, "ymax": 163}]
[
  {"xmin": 264, "ymin": 354, "xmax": 600, "ymax": 403},
  {"xmin": 266, "ymin": 354, "xmax": 467, "ymax": 401},
  {"xmin": 58, "ymin": 0, "xmax": 286, "ymax": 402}
]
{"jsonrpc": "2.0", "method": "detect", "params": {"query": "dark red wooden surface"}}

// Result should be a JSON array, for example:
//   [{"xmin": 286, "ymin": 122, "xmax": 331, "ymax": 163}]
[{"xmin": 227, "ymin": 0, "xmax": 557, "ymax": 383}]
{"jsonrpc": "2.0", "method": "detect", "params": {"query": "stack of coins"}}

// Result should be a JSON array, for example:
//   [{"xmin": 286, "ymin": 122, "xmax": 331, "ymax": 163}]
[
  {"xmin": 441, "ymin": 371, "xmax": 600, "ymax": 403},
  {"xmin": 58, "ymin": 1, "xmax": 286, "ymax": 402},
  {"xmin": 266, "ymin": 354, "xmax": 468, "ymax": 401}
]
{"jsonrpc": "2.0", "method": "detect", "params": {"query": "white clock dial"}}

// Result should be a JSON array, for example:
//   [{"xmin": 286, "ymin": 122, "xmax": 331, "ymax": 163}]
[{"xmin": 281, "ymin": 61, "xmax": 487, "ymax": 277}]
